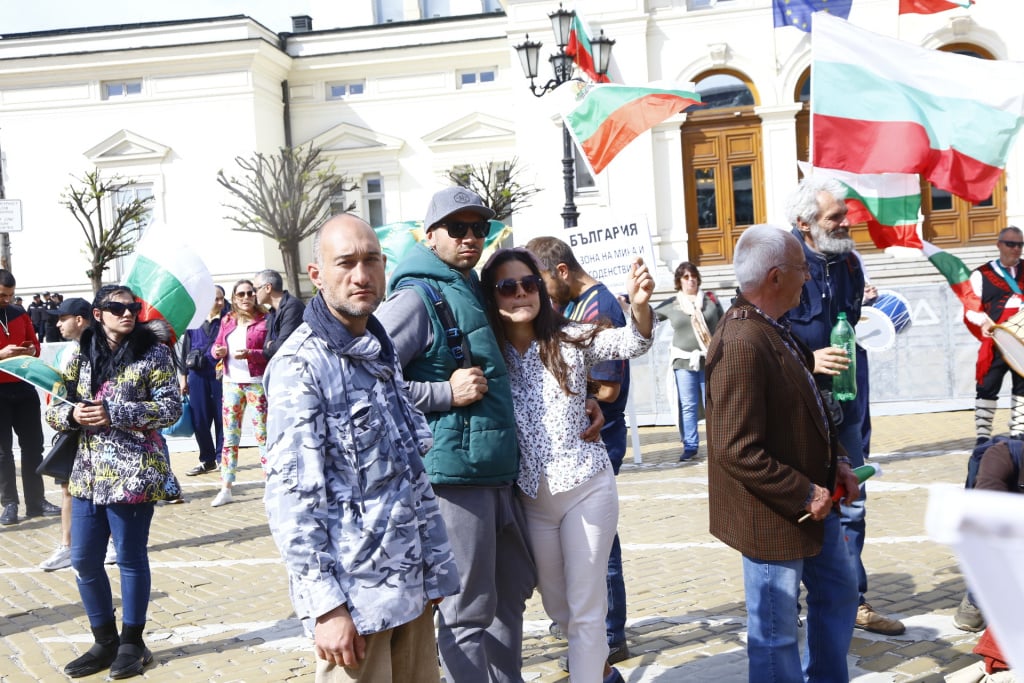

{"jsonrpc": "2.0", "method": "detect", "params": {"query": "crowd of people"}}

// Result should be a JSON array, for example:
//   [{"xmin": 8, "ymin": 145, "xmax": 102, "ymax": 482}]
[{"xmin": 0, "ymin": 179, "xmax": 1009, "ymax": 681}]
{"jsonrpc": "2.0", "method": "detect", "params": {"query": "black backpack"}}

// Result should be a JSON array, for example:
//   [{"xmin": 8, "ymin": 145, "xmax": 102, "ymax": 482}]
[{"xmin": 965, "ymin": 436, "xmax": 1024, "ymax": 490}]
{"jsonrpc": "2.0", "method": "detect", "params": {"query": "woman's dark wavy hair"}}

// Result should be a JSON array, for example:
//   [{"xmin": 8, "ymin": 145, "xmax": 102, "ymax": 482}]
[
  {"xmin": 481, "ymin": 248, "xmax": 607, "ymax": 396},
  {"xmin": 83, "ymin": 284, "xmax": 160, "ymax": 395}
]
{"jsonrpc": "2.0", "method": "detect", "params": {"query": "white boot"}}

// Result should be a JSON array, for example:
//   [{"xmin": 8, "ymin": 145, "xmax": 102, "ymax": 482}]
[
  {"xmin": 976, "ymin": 398, "xmax": 998, "ymax": 442},
  {"xmin": 211, "ymin": 488, "xmax": 233, "ymax": 508}
]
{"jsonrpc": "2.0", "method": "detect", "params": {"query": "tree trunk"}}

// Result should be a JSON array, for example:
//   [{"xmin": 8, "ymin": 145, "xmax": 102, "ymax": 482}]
[
  {"xmin": 280, "ymin": 242, "xmax": 304, "ymax": 299},
  {"xmin": 90, "ymin": 262, "xmax": 103, "ymax": 295}
]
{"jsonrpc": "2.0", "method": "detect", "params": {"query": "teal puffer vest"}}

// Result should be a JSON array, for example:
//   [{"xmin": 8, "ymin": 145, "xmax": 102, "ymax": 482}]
[{"xmin": 389, "ymin": 243, "xmax": 520, "ymax": 485}]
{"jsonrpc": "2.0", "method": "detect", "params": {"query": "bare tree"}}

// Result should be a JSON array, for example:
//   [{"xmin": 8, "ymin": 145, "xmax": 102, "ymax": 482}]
[
  {"xmin": 446, "ymin": 157, "xmax": 541, "ymax": 223},
  {"xmin": 217, "ymin": 145, "xmax": 352, "ymax": 297},
  {"xmin": 62, "ymin": 170, "xmax": 153, "ymax": 294}
]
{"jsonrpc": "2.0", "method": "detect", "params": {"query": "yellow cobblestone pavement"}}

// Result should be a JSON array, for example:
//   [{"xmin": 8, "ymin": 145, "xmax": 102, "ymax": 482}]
[{"xmin": 0, "ymin": 409, "xmax": 998, "ymax": 682}]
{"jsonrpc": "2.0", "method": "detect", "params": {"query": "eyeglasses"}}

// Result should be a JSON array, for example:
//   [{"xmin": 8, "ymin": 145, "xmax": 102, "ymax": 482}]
[
  {"xmin": 1000, "ymin": 240, "xmax": 1024, "ymax": 249},
  {"xmin": 101, "ymin": 301, "xmax": 142, "ymax": 316},
  {"xmin": 438, "ymin": 220, "xmax": 490, "ymax": 240},
  {"xmin": 235, "ymin": 290, "xmax": 256, "ymax": 298},
  {"xmin": 774, "ymin": 262, "xmax": 810, "ymax": 274},
  {"xmin": 680, "ymin": 274, "xmax": 700, "ymax": 281},
  {"xmin": 495, "ymin": 275, "xmax": 542, "ymax": 298}
]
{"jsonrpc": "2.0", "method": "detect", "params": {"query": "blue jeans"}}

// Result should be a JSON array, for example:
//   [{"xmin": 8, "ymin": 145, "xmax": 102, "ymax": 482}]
[
  {"xmin": 187, "ymin": 370, "xmax": 223, "ymax": 466},
  {"xmin": 674, "ymin": 368, "xmax": 705, "ymax": 452},
  {"xmin": 742, "ymin": 512, "xmax": 857, "ymax": 683},
  {"xmin": 70, "ymin": 498, "xmax": 155, "ymax": 628},
  {"xmin": 838, "ymin": 383, "xmax": 868, "ymax": 602},
  {"xmin": 602, "ymin": 415, "xmax": 628, "ymax": 645}
]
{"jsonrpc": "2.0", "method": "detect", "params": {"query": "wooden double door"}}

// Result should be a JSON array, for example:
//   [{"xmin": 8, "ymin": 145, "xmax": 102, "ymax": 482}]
[{"xmin": 682, "ymin": 115, "xmax": 765, "ymax": 265}]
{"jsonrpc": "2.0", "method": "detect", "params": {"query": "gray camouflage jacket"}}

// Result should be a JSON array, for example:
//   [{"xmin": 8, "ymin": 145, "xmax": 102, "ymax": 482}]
[{"xmin": 263, "ymin": 319, "xmax": 460, "ymax": 635}]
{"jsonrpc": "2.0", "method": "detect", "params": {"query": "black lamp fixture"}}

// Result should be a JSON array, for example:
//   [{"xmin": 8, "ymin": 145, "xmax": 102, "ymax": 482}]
[{"xmin": 514, "ymin": 4, "xmax": 615, "ymax": 228}]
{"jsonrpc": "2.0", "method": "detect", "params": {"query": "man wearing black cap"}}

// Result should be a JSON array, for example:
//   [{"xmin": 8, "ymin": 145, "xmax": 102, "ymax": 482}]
[
  {"xmin": 43, "ymin": 293, "xmax": 62, "ymax": 342},
  {"xmin": 377, "ymin": 188, "xmax": 602, "ymax": 682},
  {"xmin": 0, "ymin": 270, "xmax": 60, "ymax": 525}
]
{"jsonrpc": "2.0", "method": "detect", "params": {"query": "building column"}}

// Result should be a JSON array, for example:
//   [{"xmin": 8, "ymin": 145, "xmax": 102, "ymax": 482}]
[{"xmin": 753, "ymin": 103, "xmax": 803, "ymax": 223}]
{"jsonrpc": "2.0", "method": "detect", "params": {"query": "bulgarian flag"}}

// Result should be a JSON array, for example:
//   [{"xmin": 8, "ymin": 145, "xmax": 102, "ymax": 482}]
[
  {"xmin": 921, "ymin": 239, "xmax": 984, "ymax": 315},
  {"xmin": 899, "ymin": 0, "xmax": 974, "ymax": 14},
  {"xmin": 811, "ymin": 13, "xmax": 1024, "ymax": 204},
  {"xmin": 797, "ymin": 162, "xmax": 922, "ymax": 250},
  {"xmin": 566, "ymin": 13, "xmax": 609, "ymax": 84},
  {"xmin": 564, "ymin": 82, "xmax": 701, "ymax": 175},
  {"xmin": 122, "ymin": 223, "xmax": 215, "ymax": 343}
]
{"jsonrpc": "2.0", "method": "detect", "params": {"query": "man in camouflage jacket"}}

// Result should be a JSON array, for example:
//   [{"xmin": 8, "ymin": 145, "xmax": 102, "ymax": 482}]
[{"xmin": 264, "ymin": 214, "xmax": 459, "ymax": 681}]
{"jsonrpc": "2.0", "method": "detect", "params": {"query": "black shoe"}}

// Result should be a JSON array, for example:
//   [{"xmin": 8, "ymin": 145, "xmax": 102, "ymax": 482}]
[
  {"xmin": 0, "ymin": 503, "xmax": 17, "ymax": 525},
  {"xmin": 65, "ymin": 642, "xmax": 119, "ymax": 678},
  {"xmin": 26, "ymin": 499, "xmax": 61, "ymax": 517},
  {"xmin": 679, "ymin": 449, "xmax": 698, "ymax": 462},
  {"xmin": 109, "ymin": 643, "xmax": 153, "ymax": 679},
  {"xmin": 186, "ymin": 461, "xmax": 217, "ymax": 476},
  {"xmin": 607, "ymin": 640, "xmax": 631, "ymax": 664}
]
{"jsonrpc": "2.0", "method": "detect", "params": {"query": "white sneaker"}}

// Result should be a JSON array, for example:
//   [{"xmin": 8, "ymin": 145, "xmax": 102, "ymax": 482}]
[
  {"xmin": 104, "ymin": 540, "xmax": 117, "ymax": 565},
  {"xmin": 211, "ymin": 488, "xmax": 233, "ymax": 508},
  {"xmin": 39, "ymin": 544, "xmax": 71, "ymax": 571}
]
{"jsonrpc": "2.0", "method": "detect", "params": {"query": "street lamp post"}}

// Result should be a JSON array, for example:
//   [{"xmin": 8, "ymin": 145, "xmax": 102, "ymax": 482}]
[{"xmin": 514, "ymin": 5, "xmax": 614, "ymax": 229}]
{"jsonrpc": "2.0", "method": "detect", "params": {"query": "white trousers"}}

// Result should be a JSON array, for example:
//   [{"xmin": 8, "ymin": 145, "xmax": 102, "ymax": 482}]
[{"xmin": 522, "ymin": 467, "xmax": 619, "ymax": 682}]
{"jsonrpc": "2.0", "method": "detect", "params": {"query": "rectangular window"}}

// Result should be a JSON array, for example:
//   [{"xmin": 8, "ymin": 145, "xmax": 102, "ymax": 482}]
[
  {"xmin": 421, "ymin": 0, "xmax": 450, "ymax": 18},
  {"xmin": 375, "ymin": 0, "xmax": 403, "ymax": 23},
  {"xmin": 483, "ymin": 0, "xmax": 503, "ymax": 11},
  {"xmin": 688, "ymin": 0, "xmax": 738, "ymax": 9},
  {"xmin": 103, "ymin": 80, "xmax": 143, "ymax": 99},
  {"xmin": 458, "ymin": 69, "xmax": 497, "ymax": 88},
  {"xmin": 113, "ymin": 183, "xmax": 154, "ymax": 279},
  {"xmin": 573, "ymin": 146, "xmax": 595, "ymax": 191},
  {"xmin": 365, "ymin": 176, "xmax": 385, "ymax": 227},
  {"xmin": 326, "ymin": 81, "xmax": 366, "ymax": 100}
]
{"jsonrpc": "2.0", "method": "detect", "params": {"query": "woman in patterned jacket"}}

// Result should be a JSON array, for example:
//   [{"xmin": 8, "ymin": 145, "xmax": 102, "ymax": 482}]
[
  {"xmin": 481, "ymin": 248, "xmax": 655, "ymax": 683},
  {"xmin": 45, "ymin": 284, "xmax": 182, "ymax": 679}
]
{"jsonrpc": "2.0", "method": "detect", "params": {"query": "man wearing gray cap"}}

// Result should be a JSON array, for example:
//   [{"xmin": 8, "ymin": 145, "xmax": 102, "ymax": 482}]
[{"xmin": 378, "ymin": 188, "xmax": 603, "ymax": 681}]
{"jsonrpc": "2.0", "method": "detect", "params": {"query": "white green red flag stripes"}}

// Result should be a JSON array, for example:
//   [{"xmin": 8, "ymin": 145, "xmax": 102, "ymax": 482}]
[
  {"xmin": 797, "ymin": 163, "xmax": 922, "ymax": 249},
  {"xmin": 921, "ymin": 240, "xmax": 983, "ymax": 314},
  {"xmin": 811, "ymin": 13, "xmax": 1024, "ymax": 204},
  {"xmin": 122, "ymin": 223, "xmax": 215, "ymax": 341},
  {"xmin": 566, "ymin": 13, "xmax": 609, "ymax": 84},
  {"xmin": 898, "ymin": 0, "xmax": 973, "ymax": 14},
  {"xmin": 564, "ymin": 82, "xmax": 701, "ymax": 175}
]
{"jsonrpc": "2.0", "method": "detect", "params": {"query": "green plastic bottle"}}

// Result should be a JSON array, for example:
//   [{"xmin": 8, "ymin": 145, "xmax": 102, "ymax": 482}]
[{"xmin": 830, "ymin": 312, "xmax": 857, "ymax": 402}]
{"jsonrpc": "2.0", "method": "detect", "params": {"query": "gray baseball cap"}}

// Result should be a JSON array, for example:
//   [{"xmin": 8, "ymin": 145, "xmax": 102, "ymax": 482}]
[{"xmin": 424, "ymin": 187, "xmax": 495, "ymax": 231}]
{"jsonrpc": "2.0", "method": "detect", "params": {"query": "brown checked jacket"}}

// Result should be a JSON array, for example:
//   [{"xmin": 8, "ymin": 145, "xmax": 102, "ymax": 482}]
[{"xmin": 705, "ymin": 297, "xmax": 843, "ymax": 562}]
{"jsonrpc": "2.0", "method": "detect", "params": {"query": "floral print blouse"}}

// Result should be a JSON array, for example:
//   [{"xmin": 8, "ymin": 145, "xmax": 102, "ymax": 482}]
[{"xmin": 505, "ymin": 316, "xmax": 654, "ymax": 498}]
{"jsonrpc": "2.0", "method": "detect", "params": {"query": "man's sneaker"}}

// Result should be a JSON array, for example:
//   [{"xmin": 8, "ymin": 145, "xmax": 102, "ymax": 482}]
[
  {"xmin": 211, "ymin": 488, "xmax": 233, "ymax": 508},
  {"xmin": 953, "ymin": 594, "xmax": 986, "ymax": 632},
  {"xmin": 39, "ymin": 544, "xmax": 72, "ymax": 571},
  {"xmin": 0, "ymin": 503, "xmax": 18, "ymax": 526},
  {"xmin": 548, "ymin": 622, "xmax": 565, "ymax": 639},
  {"xmin": 26, "ymin": 499, "xmax": 62, "ymax": 517},
  {"xmin": 104, "ymin": 540, "xmax": 117, "ymax": 565},
  {"xmin": 186, "ymin": 462, "xmax": 217, "ymax": 476},
  {"xmin": 607, "ymin": 640, "xmax": 630, "ymax": 665},
  {"xmin": 855, "ymin": 602, "xmax": 906, "ymax": 635}
]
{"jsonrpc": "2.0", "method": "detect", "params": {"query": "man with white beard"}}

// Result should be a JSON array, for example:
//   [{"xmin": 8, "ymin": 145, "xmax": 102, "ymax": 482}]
[{"xmin": 785, "ymin": 177, "xmax": 906, "ymax": 637}]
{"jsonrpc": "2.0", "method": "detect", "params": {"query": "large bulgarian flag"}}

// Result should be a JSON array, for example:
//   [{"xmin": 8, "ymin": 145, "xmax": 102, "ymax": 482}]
[
  {"xmin": 564, "ymin": 82, "xmax": 701, "ymax": 175},
  {"xmin": 921, "ymin": 239, "xmax": 983, "ymax": 313},
  {"xmin": 565, "ymin": 13, "xmax": 610, "ymax": 84},
  {"xmin": 797, "ymin": 162, "xmax": 922, "ymax": 250},
  {"xmin": 899, "ymin": 0, "xmax": 973, "ymax": 14},
  {"xmin": 811, "ymin": 13, "xmax": 1024, "ymax": 204},
  {"xmin": 122, "ymin": 223, "xmax": 215, "ymax": 342}
]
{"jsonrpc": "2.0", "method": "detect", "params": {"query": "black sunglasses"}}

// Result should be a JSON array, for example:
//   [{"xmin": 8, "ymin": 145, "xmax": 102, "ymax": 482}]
[
  {"xmin": 495, "ymin": 275, "xmax": 542, "ymax": 298},
  {"xmin": 101, "ymin": 301, "xmax": 142, "ymax": 316},
  {"xmin": 1001, "ymin": 240, "xmax": 1024, "ymax": 248},
  {"xmin": 439, "ymin": 220, "xmax": 490, "ymax": 240}
]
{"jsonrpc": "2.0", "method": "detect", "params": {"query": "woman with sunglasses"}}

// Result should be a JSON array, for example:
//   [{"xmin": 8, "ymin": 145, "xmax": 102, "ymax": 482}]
[
  {"xmin": 209, "ymin": 279, "xmax": 268, "ymax": 508},
  {"xmin": 480, "ymin": 248, "xmax": 655, "ymax": 683},
  {"xmin": 654, "ymin": 262, "xmax": 725, "ymax": 462},
  {"xmin": 45, "ymin": 285, "xmax": 183, "ymax": 679}
]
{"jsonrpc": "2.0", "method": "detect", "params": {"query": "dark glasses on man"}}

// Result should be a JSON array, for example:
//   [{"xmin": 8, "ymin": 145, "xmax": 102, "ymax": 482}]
[
  {"xmin": 495, "ymin": 275, "xmax": 542, "ymax": 298},
  {"xmin": 439, "ymin": 220, "xmax": 490, "ymax": 239},
  {"xmin": 101, "ymin": 301, "xmax": 142, "ymax": 316},
  {"xmin": 1000, "ymin": 240, "xmax": 1024, "ymax": 248}
]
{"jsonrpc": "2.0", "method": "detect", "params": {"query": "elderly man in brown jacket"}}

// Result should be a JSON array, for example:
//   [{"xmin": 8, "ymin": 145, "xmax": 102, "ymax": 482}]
[{"xmin": 706, "ymin": 224, "xmax": 860, "ymax": 683}]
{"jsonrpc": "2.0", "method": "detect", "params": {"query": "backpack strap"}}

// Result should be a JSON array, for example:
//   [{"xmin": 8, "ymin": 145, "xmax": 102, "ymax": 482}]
[{"xmin": 396, "ymin": 279, "xmax": 472, "ymax": 369}]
